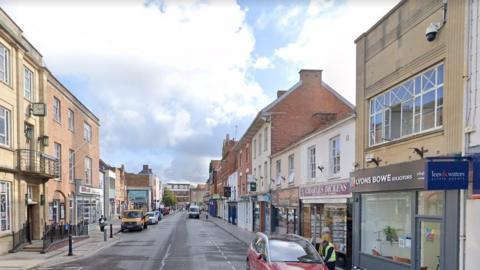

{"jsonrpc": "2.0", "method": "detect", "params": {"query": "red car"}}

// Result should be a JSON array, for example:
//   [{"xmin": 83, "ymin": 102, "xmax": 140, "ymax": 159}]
[{"xmin": 246, "ymin": 233, "xmax": 328, "ymax": 270}]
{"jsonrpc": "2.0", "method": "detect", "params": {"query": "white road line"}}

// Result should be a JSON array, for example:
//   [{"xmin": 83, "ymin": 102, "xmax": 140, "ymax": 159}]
[
  {"xmin": 206, "ymin": 230, "xmax": 237, "ymax": 270},
  {"xmin": 159, "ymin": 243, "xmax": 172, "ymax": 270}
]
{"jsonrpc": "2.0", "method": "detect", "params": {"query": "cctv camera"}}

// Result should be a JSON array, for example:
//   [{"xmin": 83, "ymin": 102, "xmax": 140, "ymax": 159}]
[{"xmin": 426, "ymin": 22, "xmax": 442, "ymax": 42}]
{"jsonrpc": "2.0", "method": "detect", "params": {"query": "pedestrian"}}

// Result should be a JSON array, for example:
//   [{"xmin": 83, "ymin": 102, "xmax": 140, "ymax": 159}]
[
  {"xmin": 98, "ymin": 215, "xmax": 106, "ymax": 232},
  {"xmin": 320, "ymin": 240, "xmax": 336, "ymax": 270}
]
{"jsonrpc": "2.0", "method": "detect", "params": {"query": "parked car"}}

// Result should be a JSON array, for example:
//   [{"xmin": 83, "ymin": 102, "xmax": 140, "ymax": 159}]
[
  {"xmin": 188, "ymin": 205, "xmax": 200, "ymax": 219},
  {"xmin": 146, "ymin": 212, "xmax": 159, "ymax": 225},
  {"xmin": 246, "ymin": 233, "xmax": 327, "ymax": 270},
  {"xmin": 162, "ymin": 207, "xmax": 170, "ymax": 215},
  {"xmin": 155, "ymin": 210, "xmax": 162, "ymax": 221},
  {"xmin": 120, "ymin": 210, "xmax": 148, "ymax": 232}
]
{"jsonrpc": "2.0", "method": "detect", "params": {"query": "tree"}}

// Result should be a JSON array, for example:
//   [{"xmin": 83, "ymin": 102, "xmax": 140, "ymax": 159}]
[{"xmin": 162, "ymin": 188, "xmax": 177, "ymax": 207}]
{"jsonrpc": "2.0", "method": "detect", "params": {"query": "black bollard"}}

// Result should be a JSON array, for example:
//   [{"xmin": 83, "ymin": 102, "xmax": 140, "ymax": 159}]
[
  {"xmin": 68, "ymin": 235, "xmax": 73, "ymax": 256},
  {"xmin": 104, "ymin": 227, "xmax": 107, "ymax": 241},
  {"xmin": 110, "ymin": 224, "xmax": 113, "ymax": 238}
]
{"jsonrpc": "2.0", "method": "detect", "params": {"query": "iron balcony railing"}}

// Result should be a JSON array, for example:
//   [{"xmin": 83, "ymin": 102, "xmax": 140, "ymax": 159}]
[{"xmin": 16, "ymin": 149, "xmax": 60, "ymax": 178}]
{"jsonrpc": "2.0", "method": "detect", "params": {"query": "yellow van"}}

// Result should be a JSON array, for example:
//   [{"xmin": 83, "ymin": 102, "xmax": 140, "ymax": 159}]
[{"xmin": 120, "ymin": 210, "xmax": 148, "ymax": 232}]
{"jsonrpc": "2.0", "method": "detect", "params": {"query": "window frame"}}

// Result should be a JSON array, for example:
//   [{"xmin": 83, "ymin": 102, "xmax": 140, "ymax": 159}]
[
  {"xmin": 308, "ymin": 146, "xmax": 316, "ymax": 179},
  {"xmin": 85, "ymin": 156, "xmax": 92, "ymax": 185},
  {"xmin": 53, "ymin": 97, "xmax": 61, "ymax": 123},
  {"xmin": 264, "ymin": 127, "xmax": 268, "ymax": 151},
  {"xmin": 275, "ymin": 159, "xmax": 281, "ymax": 185},
  {"xmin": 258, "ymin": 133, "xmax": 262, "ymax": 157},
  {"xmin": 0, "ymin": 181, "xmax": 11, "ymax": 232},
  {"xmin": 329, "ymin": 136, "xmax": 341, "ymax": 176},
  {"xmin": 54, "ymin": 142, "xmax": 62, "ymax": 181},
  {"xmin": 0, "ymin": 44, "xmax": 10, "ymax": 85},
  {"xmin": 68, "ymin": 109, "xmax": 75, "ymax": 131},
  {"xmin": 368, "ymin": 63, "xmax": 444, "ymax": 146},
  {"xmin": 288, "ymin": 154, "xmax": 295, "ymax": 183},
  {"xmin": 69, "ymin": 149, "xmax": 75, "ymax": 183},
  {"xmin": 83, "ymin": 122, "xmax": 92, "ymax": 142},
  {"xmin": 24, "ymin": 67, "xmax": 34, "ymax": 101},
  {"xmin": 0, "ymin": 107, "xmax": 11, "ymax": 147}
]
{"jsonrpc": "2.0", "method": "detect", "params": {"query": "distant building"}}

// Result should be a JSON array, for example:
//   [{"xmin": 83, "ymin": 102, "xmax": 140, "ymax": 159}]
[
  {"xmin": 190, "ymin": 184, "xmax": 207, "ymax": 207},
  {"xmin": 166, "ymin": 183, "xmax": 190, "ymax": 209},
  {"xmin": 125, "ymin": 165, "xmax": 159, "ymax": 211}
]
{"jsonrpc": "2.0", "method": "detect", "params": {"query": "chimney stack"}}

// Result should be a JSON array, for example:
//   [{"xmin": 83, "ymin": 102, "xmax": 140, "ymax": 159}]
[{"xmin": 299, "ymin": 69, "xmax": 322, "ymax": 83}]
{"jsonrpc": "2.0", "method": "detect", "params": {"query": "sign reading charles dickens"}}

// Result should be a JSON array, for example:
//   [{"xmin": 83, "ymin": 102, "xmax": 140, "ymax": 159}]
[
  {"xmin": 300, "ymin": 181, "xmax": 351, "ymax": 198},
  {"xmin": 350, "ymin": 160, "xmax": 425, "ymax": 192}
]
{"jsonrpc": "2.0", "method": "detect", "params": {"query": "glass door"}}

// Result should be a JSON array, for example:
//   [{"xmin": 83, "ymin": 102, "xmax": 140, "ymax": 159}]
[{"xmin": 417, "ymin": 219, "xmax": 441, "ymax": 270}]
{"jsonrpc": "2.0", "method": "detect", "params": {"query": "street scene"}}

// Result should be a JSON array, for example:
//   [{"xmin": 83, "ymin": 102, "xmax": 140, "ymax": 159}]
[{"xmin": 1, "ymin": 0, "xmax": 480, "ymax": 270}]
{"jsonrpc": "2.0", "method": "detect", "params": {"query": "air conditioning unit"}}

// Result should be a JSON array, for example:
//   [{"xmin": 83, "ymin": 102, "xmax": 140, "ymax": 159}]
[{"xmin": 365, "ymin": 153, "xmax": 374, "ymax": 163}]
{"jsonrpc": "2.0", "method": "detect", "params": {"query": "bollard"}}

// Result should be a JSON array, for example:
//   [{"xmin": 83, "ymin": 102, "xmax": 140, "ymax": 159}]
[
  {"xmin": 68, "ymin": 235, "xmax": 73, "ymax": 256},
  {"xmin": 104, "ymin": 227, "xmax": 107, "ymax": 241},
  {"xmin": 110, "ymin": 224, "xmax": 113, "ymax": 238},
  {"xmin": 206, "ymin": 214, "xmax": 208, "ymax": 220}
]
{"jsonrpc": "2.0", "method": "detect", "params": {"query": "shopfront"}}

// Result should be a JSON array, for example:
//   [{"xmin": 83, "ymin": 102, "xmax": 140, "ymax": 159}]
[
  {"xmin": 76, "ymin": 185, "xmax": 102, "ymax": 231},
  {"xmin": 256, "ymin": 193, "xmax": 271, "ymax": 233},
  {"xmin": 351, "ymin": 159, "xmax": 464, "ymax": 270},
  {"xmin": 238, "ymin": 196, "xmax": 252, "ymax": 231},
  {"xmin": 300, "ymin": 180, "xmax": 352, "ymax": 269},
  {"xmin": 271, "ymin": 187, "xmax": 299, "ymax": 235}
]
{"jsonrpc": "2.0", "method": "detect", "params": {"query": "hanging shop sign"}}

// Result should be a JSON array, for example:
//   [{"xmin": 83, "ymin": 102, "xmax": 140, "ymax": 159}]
[
  {"xmin": 272, "ymin": 187, "xmax": 299, "ymax": 207},
  {"xmin": 425, "ymin": 161, "xmax": 468, "ymax": 190},
  {"xmin": 350, "ymin": 160, "xmax": 425, "ymax": 192},
  {"xmin": 300, "ymin": 180, "xmax": 350, "ymax": 198}
]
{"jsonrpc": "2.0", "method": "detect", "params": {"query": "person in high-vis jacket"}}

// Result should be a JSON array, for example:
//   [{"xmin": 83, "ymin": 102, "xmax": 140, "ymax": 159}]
[{"xmin": 320, "ymin": 240, "xmax": 336, "ymax": 270}]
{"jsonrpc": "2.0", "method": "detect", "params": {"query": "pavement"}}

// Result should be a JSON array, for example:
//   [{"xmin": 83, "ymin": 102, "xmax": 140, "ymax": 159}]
[
  {"xmin": 0, "ymin": 219, "xmax": 122, "ymax": 270},
  {"xmin": 29, "ymin": 211, "xmax": 249, "ymax": 270}
]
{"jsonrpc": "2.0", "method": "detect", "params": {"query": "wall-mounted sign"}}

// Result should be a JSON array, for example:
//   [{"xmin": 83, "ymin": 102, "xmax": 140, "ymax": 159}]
[
  {"xmin": 249, "ymin": 182, "xmax": 256, "ymax": 192},
  {"xmin": 300, "ymin": 180, "xmax": 351, "ymax": 198},
  {"xmin": 473, "ymin": 161, "xmax": 480, "ymax": 199},
  {"xmin": 350, "ymin": 160, "xmax": 425, "ymax": 192},
  {"xmin": 224, "ymin": 186, "xmax": 231, "ymax": 198},
  {"xmin": 272, "ymin": 187, "xmax": 299, "ymax": 207},
  {"xmin": 31, "ymin": 103, "xmax": 47, "ymax": 116},
  {"xmin": 425, "ymin": 161, "xmax": 468, "ymax": 190},
  {"xmin": 79, "ymin": 185, "xmax": 102, "ymax": 196}
]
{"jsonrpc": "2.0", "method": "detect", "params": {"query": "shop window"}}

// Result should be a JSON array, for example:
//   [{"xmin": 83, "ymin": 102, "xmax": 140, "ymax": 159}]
[
  {"xmin": 0, "ymin": 181, "xmax": 11, "ymax": 232},
  {"xmin": 418, "ymin": 191, "xmax": 444, "ymax": 217},
  {"xmin": 369, "ymin": 64, "xmax": 444, "ymax": 146},
  {"xmin": 361, "ymin": 192, "xmax": 412, "ymax": 263}
]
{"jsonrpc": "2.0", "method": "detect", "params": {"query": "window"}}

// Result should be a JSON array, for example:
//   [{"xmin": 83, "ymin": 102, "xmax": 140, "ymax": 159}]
[
  {"xmin": 0, "ymin": 181, "xmax": 11, "ymax": 232},
  {"xmin": 0, "ymin": 44, "xmax": 9, "ymax": 84},
  {"xmin": 361, "ymin": 192, "xmax": 412, "ymax": 263},
  {"xmin": 369, "ymin": 64, "xmax": 444, "ymax": 146},
  {"xmin": 330, "ymin": 136, "xmax": 340, "ymax": 176},
  {"xmin": 259, "ymin": 165, "xmax": 262, "ymax": 186},
  {"xmin": 275, "ymin": 160, "xmax": 281, "ymax": 185},
  {"xmin": 0, "ymin": 107, "xmax": 10, "ymax": 147},
  {"xmin": 253, "ymin": 139, "xmax": 257, "ymax": 159},
  {"xmin": 264, "ymin": 161, "xmax": 268, "ymax": 184},
  {"xmin": 24, "ymin": 67, "xmax": 33, "ymax": 101},
  {"xmin": 288, "ymin": 154, "xmax": 295, "ymax": 183},
  {"xmin": 68, "ymin": 109, "xmax": 74, "ymax": 131},
  {"xmin": 245, "ymin": 147, "xmax": 248, "ymax": 163},
  {"xmin": 84, "ymin": 122, "xmax": 92, "ymax": 142},
  {"xmin": 54, "ymin": 143, "xmax": 62, "ymax": 180},
  {"xmin": 269, "ymin": 239, "xmax": 320, "ymax": 263},
  {"xmin": 308, "ymin": 146, "xmax": 316, "ymax": 179},
  {"xmin": 85, "ymin": 157, "xmax": 92, "ymax": 185},
  {"xmin": 239, "ymin": 152, "xmax": 242, "ymax": 167},
  {"xmin": 53, "ymin": 97, "xmax": 61, "ymax": 123},
  {"xmin": 69, "ymin": 149, "xmax": 75, "ymax": 182},
  {"xmin": 258, "ymin": 134, "xmax": 262, "ymax": 156},
  {"xmin": 264, "ymin": 127, "xmax": 268, "ymax": 151}
]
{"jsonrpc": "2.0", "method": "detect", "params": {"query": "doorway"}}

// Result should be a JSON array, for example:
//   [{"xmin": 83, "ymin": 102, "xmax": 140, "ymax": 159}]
[{"xmin": 417, "ymin": 218, "xmax": 442, "ymax": 270}]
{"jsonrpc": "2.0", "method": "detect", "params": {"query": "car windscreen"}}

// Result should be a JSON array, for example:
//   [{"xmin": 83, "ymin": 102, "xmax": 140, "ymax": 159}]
[
  {"xmin": 269, "ymin": 239, "xmax": 322, "ymax": 263},
  {"xmin": 189, "ymin": 208, "xmax": 199, "ymax": 213},
  {"xmin": 123, "ymin": 212, "xmax": 142, "ymax": 218},
  {"xmin": 146, "ymin": 213, "xmax": 155, "ymax": 217}
]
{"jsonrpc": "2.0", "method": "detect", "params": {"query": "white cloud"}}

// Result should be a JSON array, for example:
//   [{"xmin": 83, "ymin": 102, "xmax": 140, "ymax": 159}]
[
  {"xmin": 252, "ymin": 56, "xmax": 274, "ymax": 69},
  {"xmin": 275, "ymin": 0, "xmax": 400, "ymax": 103},
  {"xmin": 0, "ymin": 0, "xmax": 269, "ymax": 181}
]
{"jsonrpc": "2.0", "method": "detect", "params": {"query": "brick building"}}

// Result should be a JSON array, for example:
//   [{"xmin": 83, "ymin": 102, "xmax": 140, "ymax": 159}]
[
  {"xmin": 217, "ymin": 134, "xmax": 237, "ymax": 221},
  {"xmin": 166, "ymin": 183, "xmax": 190, "ymax": 210},
  {"xmin": 207, "ymin": 160, "xmax": 221, "ymax": 217}
]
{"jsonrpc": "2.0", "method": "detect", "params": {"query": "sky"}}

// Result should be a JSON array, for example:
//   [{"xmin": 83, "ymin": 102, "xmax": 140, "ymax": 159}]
[{"xmin": 1, "ymin": 0, "xmax": 399, "ymax": 184}]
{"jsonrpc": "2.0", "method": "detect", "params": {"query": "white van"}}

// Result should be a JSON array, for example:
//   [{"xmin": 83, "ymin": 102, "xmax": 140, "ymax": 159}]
[{"xmin": 188, "ymin": 205, "xmax": 200, "ymax": 219}]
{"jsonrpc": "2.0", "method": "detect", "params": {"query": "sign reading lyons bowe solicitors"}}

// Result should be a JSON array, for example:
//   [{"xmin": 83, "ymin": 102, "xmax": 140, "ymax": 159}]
[
  {"xmin": 350, "ymin": 160, "xmax": 425, "ymax": 192},
  {"xmin": 425, "ymin": 161, "xmax": 468, "ymax": 190}
]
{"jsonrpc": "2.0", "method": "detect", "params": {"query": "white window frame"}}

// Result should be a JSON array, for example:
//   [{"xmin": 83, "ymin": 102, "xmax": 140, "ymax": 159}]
[
  {"xmin": 24, "ymin": 67, "xmax": 33, "ymax": 101},
  {"xmin": 253, "ymin": 139, "xmax": 257, "ymax": 159},
  {"xmin": 69, "ymin": 149, "xmax": 75, "ymax": 182},
  {"xmin": 0, "ymin": 44, "xmax": 9, "ymax": 84},
  {"xmin": 83, "ymin": 122, "xmax": 92, "ymax": 142},
  {"xmin": 68, "ymin": 109, "xmax": 74, "ymax": 131},
  {"xmin": 0, "ymin": 107, "xmax": 11, "ymax": 147},
  {"xmin": 264, "ymin": 161, "xmax": 268, "ymax": 185},
  {"xmin": 264, "ymin": 127, "xmax": 268, "ymax": 151},
  {"xmin": 0, "ymin": 181, "xmax": 11, "ymax": 232},
  {"xmin": 308, "ymin": 146, "xmax": 316, "ymax": 179},
  {"xmin": 369, "ymin": 63, "xmax": 444, "ymax": 146},
  {"xmin": 330, "ymin": 136, "xmax": 341, "ymax": 176},
  {"xmin": 258, "ymin": 134, "xmax": 262, "ymax": 157},
  {"xmin": 54, "ymin": 142, "xmax": 62, "ymax": 181},
  {"xmin": 85, "ymin": 157, "xmax": 92, "ymax": 185},
  {"xmin": 53, "ymin": 97, "xmax": 61, "ymax": 123},
  {"xmin": 275, "ymin": 159, "xmax": 281, "ymax": 185},
  {"xmin": 288, "ymin": 154, "xmax": 295, "ymax": 183}
]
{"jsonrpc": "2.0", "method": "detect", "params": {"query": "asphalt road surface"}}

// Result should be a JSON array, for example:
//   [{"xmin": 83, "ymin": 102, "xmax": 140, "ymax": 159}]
[{"xmin": 35, "ymin": 212, "xmax": 247, "ymax": 270}]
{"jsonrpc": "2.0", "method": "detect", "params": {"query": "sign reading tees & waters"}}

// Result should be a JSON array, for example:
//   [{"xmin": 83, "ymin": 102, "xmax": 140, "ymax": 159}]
[{"xmin": 425, "ymin": 161, "xmax": 468, "ymax": 190}]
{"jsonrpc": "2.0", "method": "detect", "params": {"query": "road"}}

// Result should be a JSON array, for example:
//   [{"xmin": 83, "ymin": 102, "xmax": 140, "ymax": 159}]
[{"xmin": 36, "ymin": 212, "xmax": 247, "ymax": 270}]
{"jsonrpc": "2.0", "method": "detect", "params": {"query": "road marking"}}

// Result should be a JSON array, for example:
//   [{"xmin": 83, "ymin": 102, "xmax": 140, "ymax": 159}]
[
  {"xmin": 206, "ymin": 230, "xmax": 237, "ymax": 270},
  {"xmin": 159, "ymin": 243, "xmax": 172, "ymax": 270}
]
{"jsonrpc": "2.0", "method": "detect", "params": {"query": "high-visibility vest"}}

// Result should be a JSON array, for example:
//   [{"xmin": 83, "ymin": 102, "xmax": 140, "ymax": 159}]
[{"xmin": 321, "ymin": 242, "xmax": 336, "ymax": 263}]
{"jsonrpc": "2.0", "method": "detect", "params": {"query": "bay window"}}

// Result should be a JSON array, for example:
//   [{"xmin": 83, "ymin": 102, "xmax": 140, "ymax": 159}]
[{"xmin": 369, "ymin": 64, "xmax": 444, "ymax": 146}]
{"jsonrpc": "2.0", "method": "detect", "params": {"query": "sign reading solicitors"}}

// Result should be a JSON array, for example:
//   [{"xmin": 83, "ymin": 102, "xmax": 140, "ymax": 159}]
[
  {"xmin": 425, "ymin": 161, "xmax": 468, "ymax": 190},
  {"xmin": 350, "ymin": 160, "xmax": 425, "ymax": 192}
]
